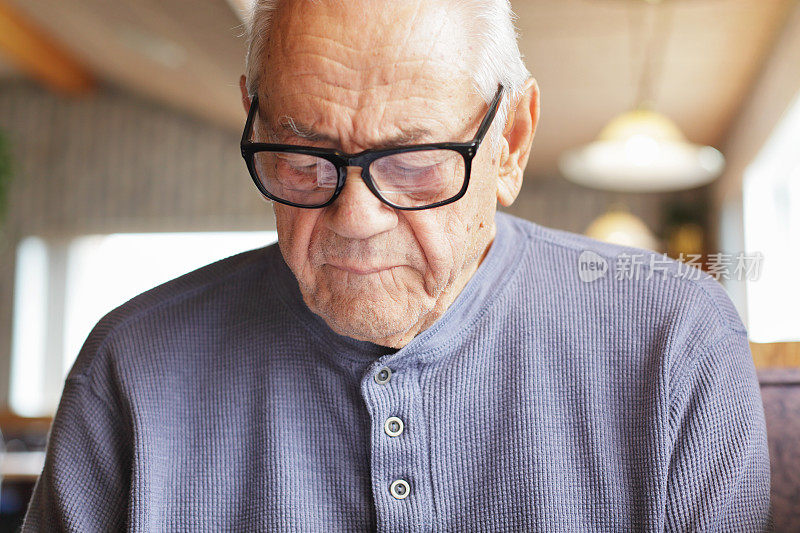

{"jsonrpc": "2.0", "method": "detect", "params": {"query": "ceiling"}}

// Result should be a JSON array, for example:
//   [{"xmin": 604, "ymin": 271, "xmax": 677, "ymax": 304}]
[{"xmin": 0, "ymin": 0, "xmax": 794, "ymax": 178}]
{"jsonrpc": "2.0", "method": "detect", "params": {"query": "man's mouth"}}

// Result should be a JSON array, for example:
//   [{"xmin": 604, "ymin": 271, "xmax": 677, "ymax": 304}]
[{"xmin": 326, "ymin": 262, "xmax": 394, "ymax": 275}]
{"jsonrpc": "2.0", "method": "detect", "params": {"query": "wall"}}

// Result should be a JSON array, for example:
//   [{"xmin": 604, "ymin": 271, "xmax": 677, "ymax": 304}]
[{"xmin": 510, "ymin": 174, "xmax": 702, "ymax": 239}]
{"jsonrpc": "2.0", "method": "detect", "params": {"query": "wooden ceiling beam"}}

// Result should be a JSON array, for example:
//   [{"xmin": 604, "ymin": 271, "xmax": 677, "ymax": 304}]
[{"xmin": 0, "ymin": 0, "xmax": 95, "ymax": 94}]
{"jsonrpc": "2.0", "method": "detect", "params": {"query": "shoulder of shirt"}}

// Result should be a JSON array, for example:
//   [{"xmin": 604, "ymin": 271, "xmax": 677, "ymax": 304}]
[
  {"xmin": 497, "ymin": 211, "xmax": 748, "ymax": 344},
  {"xmin": 66, "ymin": 243, "xmax": 282, "ymax": 382}
]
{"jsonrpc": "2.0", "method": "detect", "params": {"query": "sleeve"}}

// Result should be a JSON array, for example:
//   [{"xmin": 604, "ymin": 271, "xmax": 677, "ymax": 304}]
[
  {"xmin": 665, "ymin": 330, "xmax": 772, "ymax": 532},
  {"xmin": 20, "ymin": 374, "xmax": 132, "ymax": 532}
]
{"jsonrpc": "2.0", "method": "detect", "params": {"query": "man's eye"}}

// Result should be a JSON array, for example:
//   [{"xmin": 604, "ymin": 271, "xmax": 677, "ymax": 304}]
[
  {"xmin": 400, "ymin": 160, "xmax": 438, "ymax": 170},
  {"xmin": 278, "ymin": 155, "xmax": 319, "ymax": 171},
  {"xmin": 378, "ymin": 160, "xmax": 438, "ymax": 175},
  {"xmin": 396, "ymin": 164, "xmax": 433, "ymax": 175}
]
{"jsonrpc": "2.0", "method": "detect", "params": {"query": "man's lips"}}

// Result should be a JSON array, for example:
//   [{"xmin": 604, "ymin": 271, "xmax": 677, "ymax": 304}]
[{"xmin": 326, "ymin": 262, "xmax": 395, "ymax": 275}]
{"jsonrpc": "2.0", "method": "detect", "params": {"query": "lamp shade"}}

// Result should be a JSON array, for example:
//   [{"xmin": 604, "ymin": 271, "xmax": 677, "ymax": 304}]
[{"xmin": 559, "ymin": 109, "xmax": 725, "ymax": 192}]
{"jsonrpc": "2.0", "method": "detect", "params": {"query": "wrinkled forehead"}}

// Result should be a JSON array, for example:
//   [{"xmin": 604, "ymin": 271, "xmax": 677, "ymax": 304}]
[{"xmin": 257, "ymin": 0, "xmax": 477, "ymax": 147}]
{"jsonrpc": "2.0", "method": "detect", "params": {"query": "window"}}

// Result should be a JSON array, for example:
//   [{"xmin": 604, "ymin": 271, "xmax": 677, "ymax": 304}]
[
  {"xmin": 10, "ymin": 231, "xmax": 278, "ymax": 417},
  {"xmin": 743, "ymin": 88, "xmax": 800, "ymax": 343}
]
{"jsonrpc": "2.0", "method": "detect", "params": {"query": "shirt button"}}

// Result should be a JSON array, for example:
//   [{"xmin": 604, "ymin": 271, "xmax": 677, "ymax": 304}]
[
  {"xmin": 374, "ymin": 366, "xmax": 392, "ymax": 385},
  {"xmin": 384, "ymin": 416, "xmax": 404, "ymax": 437},
  {"xmin": 390, "ymin": 479, "xmax": 410, "ymax": 500}
]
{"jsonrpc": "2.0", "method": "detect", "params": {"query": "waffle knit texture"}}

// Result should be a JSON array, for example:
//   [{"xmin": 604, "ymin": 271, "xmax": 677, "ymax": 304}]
[{"xmin": 22, "ymin": 212, "xmax": 771, "ymax": 532}]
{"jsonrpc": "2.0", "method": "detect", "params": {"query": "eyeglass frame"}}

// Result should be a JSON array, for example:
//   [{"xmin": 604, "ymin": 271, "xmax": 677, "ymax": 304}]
[{"xmin": 240, "ymin": 84, "xmax": 504, "ymax": 210}]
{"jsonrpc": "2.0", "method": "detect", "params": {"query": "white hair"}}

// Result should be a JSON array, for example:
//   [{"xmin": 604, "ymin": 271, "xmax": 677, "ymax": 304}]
[{"xmin": 243, "ymin": 0, "xmax": 530, "ymax": 148}]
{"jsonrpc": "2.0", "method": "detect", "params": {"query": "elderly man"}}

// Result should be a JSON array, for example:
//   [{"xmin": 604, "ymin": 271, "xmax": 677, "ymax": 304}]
[{"xmin": 23, "ymin": 0, "xmax": 771, "ymax": 531}]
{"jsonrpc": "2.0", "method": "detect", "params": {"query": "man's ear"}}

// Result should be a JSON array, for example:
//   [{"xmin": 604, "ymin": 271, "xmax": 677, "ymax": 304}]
[
  {"xmin": 497, "ymin": 77, "xmax": 540, "ymax": 207},
  {"xmin": 239, "ymin": 74, "xmax": 251, "ymax": 115}
]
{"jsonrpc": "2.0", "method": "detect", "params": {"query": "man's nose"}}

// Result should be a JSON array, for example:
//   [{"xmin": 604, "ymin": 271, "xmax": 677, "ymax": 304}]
[{"xmin": 324, "ymin": 166, "xmax": 397, "ymax": 239}]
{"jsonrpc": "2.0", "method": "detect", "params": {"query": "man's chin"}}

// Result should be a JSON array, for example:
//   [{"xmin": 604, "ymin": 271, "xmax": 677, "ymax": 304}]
[{"xmin": 302, "ymin": 291, "xmax": 426, "ymax": 345}]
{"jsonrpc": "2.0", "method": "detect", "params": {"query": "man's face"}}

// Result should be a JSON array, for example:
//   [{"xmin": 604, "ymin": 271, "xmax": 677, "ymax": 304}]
[{"xmin": 254, "ymin": 0, "xmax": 509, "ymax": 347}]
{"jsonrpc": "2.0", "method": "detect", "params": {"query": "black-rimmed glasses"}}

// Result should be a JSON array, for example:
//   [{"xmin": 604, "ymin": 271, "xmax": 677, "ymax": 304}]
[{"xmin": 240, "ymin": 85, "xmax": 503, "ymax": 210}]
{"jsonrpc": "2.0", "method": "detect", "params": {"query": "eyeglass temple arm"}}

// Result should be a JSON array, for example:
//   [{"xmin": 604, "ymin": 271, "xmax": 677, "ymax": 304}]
[
  {"xmin": 472, "ymin": 85, "xmax": 504, "ymax": 144},
  {"xmin": 241, "ymin": 94, "xmax": 259, "ymax": 147}
]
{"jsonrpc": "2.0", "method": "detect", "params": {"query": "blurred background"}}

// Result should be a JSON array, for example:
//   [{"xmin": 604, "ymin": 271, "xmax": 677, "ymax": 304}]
[{"xmin": 0, "ymin": 0, "xmax": 798, "ymax": 529}]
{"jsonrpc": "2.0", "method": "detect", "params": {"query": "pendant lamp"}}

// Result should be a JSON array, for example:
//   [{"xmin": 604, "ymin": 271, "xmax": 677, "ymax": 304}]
[{"xmin": 559, "ymin": 0, "xmax": 725, "ymax": 192}]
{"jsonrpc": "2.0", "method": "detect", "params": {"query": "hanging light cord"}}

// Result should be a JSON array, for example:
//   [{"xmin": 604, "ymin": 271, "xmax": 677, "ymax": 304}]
[{"xmin": 628, "ymin": 0, "xmax": 675, "ymax": 110}]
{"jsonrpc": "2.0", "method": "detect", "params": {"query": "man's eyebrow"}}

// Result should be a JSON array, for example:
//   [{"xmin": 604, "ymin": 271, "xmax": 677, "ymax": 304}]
[
  {"xmin": 278, "ymin": 116, "xmax": 328, "ymax": 142},
  {"xmin": 275, "ymin": 115, "xmax": 434, "ymax": 148}
]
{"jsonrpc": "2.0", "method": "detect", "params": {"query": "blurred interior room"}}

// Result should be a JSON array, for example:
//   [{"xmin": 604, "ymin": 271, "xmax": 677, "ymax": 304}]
[{"xmin": 0, "ymin": 0, "xmax": 798, "ymax": 529}]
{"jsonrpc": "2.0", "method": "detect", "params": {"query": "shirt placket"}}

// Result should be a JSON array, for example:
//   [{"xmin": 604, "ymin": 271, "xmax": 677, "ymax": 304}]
[{"xmin": 361, "ymin": 360, "xmax": 434, "ymax": 532}]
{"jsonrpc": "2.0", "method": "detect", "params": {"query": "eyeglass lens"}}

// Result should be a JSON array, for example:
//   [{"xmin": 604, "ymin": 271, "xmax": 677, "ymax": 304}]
[{"xmin": 252, "ymin": 149, "xmax": 465, "ymax": 208}]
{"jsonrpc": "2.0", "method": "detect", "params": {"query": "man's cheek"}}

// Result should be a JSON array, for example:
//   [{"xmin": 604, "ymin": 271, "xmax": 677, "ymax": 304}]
[
  {"xmin": 277, "ymin": 209, "xmax": 318, "ymax": 267},
  {"xmin": 415, "ymin": 239, "xmax": 456, "ymax": 294},
  {"xmin": 429, "ymin": 217, "xmax": 469, "ymax": 270}
]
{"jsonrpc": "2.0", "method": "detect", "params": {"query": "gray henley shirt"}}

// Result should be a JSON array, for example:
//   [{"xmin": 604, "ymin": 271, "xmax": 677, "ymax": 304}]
[{"xmin": 22, "ymin": 212, "xmax": 771, "ymax": 531}]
